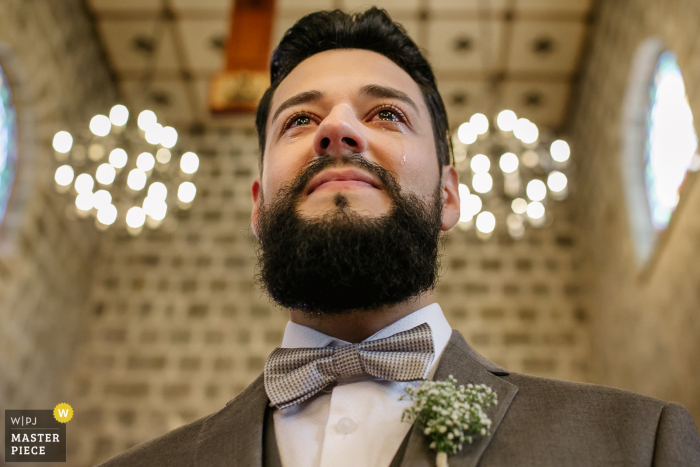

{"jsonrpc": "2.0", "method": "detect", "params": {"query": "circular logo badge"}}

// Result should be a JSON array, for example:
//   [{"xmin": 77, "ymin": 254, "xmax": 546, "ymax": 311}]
[{"xmin": 53, "ymin": 403, "xmax": 73, "ymax": 423}]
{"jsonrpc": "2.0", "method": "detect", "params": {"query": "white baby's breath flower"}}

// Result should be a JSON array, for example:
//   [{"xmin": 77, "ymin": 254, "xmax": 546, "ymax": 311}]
[{"xmin": 400, "ymin": 375, "xmax": 497, "ymax": 467}]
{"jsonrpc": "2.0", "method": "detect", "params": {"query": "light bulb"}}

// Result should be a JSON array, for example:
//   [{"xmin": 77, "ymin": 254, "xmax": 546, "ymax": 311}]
[
  {"xmin": 75, "ymin": 192, "xmax": 94, "ymax": 211},
  {"xmin": 527, "ymin": 201, "xmax": 545, "ymax": 219},
  {"xmin": 88, "ymin": 143, "xmax": 105, "ymax": 161},
  {"xmin": 96, "ymin": 163, "xmax": 116, "ymax": 185},
  {"xmin": 458, "ymin": 184, "xmax": 472, "ymax": 222},
  {"xmin": 145, "ymin": 123, "xmax": 163, "ymax": 145},
  {"xmin": 109, "ymin": 105, "xmax": 129, "ymax": 126},
  {"xmin": 470, "ymin": 113, "xmax": 489, "ymax": 135},
  {"xmin": 148, "ymin": 182, "xmax": 167, "ymax": 200},
  {"xmin": 511, "ymin": 197, "xmax": 528, "ymax": 214},
  {"xmin": 53, "ymin": 131, "xmax": 73, "ymax": 153},
  {"xmin": 55, "ymin": 165, "xmax": 74, "ymax": 186},
  {"xmin": 180, "ymin": 152, "xmax": 199, "ymax": 174},
  {"xmin": 160, "ymin": 126, "xmax": 178, "ymax": 148},
  {"xmin": 522, "ymin": 121, "xmax": 539, "ymax": 144},
  {"xmin": 507, "ymin": 213, "xmax": 523, "ymax": 230},
  {"xmin": 126, "ymin": 206, "xmax": 146, "ymax": 228},
  {"xmin": 467, "ymin": 194, "xmax": 482, "ymax": 217},
  {"xmin": 178, "ymin": 181, "xmax": 196, "ymax": 203},
  {"xmin": 496, "ymin": 110, "xmax": 517, "ymax": 131},
  {"xmin": 151, "ymin": 201, "xmax": 167, "ymax": 221},
  {"xmin": 127, "ymin": 169, "xmax": 147, "ymax": 191},
  {"xmin": 143, "ymin": 196, "xmax": 157, "ymax": 215},
  {"xmin": 547, "ymin": 171, "xmax": 568, "ymax": 192},
  {"xmin": 526, "ymin": 179, "xmax": 547, "ymax": 201},
  {"xmin": 93, "ymin": 190, "xmax": 112, "ymax": 210},
  {"xmin": 499, "ymin": 152, "xmax": 519, "ymax": 173},
  {"xmin": 89, "ymin": 115, "xmax": 111, "ymax": 137},
  {"xmin": 514, "ymin": 118, "xmax": 538, "ymax": 143},
  {"xmin": 472, "ymin": 173, "xmax": 493, "ymax": 193},
  {"xmin": 109, "ymin": 148, "xmax": 128, "ymax": 168},
  {"xmin": 457, "ymin": 122, "xmax": 477, "ymax": 145},
  {"xmin": 521, "ymin": 150, "xmax": 540, "ymax": 168},
  {"xmin": 156, "ymin": 148, "xmax": 171, "ymax": 164},
  {"xmin": 144, "ymin": 197, "xmax": 167, "ymax": 220},
  {"xmin": 138, "ymin": 110, "xmax": 157, "ymax": 131},
  {"xmin": 470, "ymin": 154, "xmax": 490, "ymax": 173},
  {"xmin": 74, "ymin": 173, "xmax": 94, "ymax": 194},
  {"xmin": 475, "ymin": 211, "xmax": 496, "ymax": 233},
  {"xmin": 136, "ymin": 152, "xmax": 155, "ymax": 171},
  {"xmin": 550, "ymin": 140, "xmax": 571, "ymax": 162},
  {"xmin": 97, "ymin": 204, "xmax": 117, "ymax": 225}
]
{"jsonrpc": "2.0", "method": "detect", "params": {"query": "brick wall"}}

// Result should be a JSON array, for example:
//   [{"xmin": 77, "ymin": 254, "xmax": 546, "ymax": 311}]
[
  {"xmin": 66, "ymin": 127, "xmax": 590, "ymax": 466},
  {"xmin": 568, "ymin": 0, "xmax": 700, "ymax": 425}
]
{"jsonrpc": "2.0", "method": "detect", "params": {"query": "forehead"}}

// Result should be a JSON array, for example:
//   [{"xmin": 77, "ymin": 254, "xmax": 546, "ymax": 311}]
[{"xmin": 270, "ymin": 49, "xmax": 426, "ymax": 116}]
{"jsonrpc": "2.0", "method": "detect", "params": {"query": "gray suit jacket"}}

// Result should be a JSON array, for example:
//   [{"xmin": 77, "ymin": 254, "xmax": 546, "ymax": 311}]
[{"xmin": 97, "ymin": 331, "xmax": 700, "ymax": 466}]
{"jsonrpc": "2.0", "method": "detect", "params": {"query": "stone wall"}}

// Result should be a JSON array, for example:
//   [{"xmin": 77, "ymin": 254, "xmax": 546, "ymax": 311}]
[
  {"xmin": 567, "ymin": 0, "xmax": 700, "ymax": 426},
  {"xmin": 0, "ymin": 0, "xmax": 116, "ymax": 464},
  {"xmin": 0, "ymin": 0, "xmax": 115, "ymax": 423},
  {"xmin": 66, "ymin": 127, "xmax": 590, "ymax": 466}
]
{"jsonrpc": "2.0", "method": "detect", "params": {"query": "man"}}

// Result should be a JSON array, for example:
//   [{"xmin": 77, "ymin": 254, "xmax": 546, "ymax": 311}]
[{"xmin": 100, "ymin": 8, "xmax": 700, "ymax": 467}]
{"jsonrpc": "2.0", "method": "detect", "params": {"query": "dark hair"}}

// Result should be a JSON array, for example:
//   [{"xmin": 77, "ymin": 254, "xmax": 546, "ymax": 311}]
[{"xmin": 255, "ymin": 7, "xmax": 452, "ymax": 167}]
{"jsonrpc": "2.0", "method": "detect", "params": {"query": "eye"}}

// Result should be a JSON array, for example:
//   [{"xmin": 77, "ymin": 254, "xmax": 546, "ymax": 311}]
[
  {"xmin": 282, "ymin": 113, "xmax": 314, "ymax": 132},
  {"xmin": 377, "ymin": 109, "xmax": 399, "ymax": 122},
  {"xmin": 291, "ymin": 115, "xmax": 312, "ymax": 127}
]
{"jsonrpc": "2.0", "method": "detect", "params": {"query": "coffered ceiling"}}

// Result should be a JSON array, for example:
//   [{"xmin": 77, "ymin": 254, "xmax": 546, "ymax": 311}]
[{"xmin": 85, "ymin": 0, "xmax": 592, "ymax": 132}]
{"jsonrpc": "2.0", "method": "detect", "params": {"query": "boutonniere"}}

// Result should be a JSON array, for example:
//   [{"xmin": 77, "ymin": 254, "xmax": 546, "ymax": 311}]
[{"xmin": 400, "ymin": 375, "xmax": 497, "ymax": 467}]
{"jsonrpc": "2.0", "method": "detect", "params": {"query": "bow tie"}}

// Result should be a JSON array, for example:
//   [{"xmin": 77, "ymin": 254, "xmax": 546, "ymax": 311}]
[{"xmin": 264, "ymin": 323, "xmax": 435, "ymax": 409}]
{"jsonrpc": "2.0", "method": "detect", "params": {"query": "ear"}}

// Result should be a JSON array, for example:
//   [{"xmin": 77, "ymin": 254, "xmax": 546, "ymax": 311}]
[
  {"xmin": 251, "ymin": 179, "xmax": 262, "ymax": 238},
  {"xmin": 440, "ymin": 165, "xmax": 460, "ymax": 231}
]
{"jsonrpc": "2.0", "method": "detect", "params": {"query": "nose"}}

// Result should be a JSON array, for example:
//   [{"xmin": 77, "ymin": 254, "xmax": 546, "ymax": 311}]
[{"xmin": 312, "ymin": 105, "xmax": 368, "ymax": 156}]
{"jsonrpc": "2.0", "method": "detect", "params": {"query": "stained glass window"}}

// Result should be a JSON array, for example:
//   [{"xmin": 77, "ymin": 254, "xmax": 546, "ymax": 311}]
[
  {"xmin": 0, "ymin": 62, "xmax": 17, "ymax": 228},
  {"xmin": 644, "ymin": 51, "xmax": 699, "ymax": 231}
]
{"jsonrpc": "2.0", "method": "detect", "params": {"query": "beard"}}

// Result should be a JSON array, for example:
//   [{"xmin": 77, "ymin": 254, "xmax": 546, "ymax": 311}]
[{"xmin": 255, "ymin": 153, "xmax": 444, "ymax": 315}]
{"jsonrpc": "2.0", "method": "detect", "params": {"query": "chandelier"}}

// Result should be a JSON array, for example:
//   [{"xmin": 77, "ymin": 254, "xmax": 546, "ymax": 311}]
[
  {"xmin": 452, "ymin": 110, "xmax": 571, "ymax": 240},
  {"xmin": 51, "ymin": 105, "xmax": 199, "ymax": 235}
]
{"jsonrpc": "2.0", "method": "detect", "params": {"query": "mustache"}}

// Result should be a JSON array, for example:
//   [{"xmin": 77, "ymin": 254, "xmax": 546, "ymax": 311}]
[{"xmin": 279, "ymin": 153, "xmax": 403, "ymax": 202}]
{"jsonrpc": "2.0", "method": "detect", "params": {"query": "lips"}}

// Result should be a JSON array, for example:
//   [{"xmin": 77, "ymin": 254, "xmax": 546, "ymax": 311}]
[{"xmin": 305, "ymin": 169, "xmax": 381, "ymax": 195}]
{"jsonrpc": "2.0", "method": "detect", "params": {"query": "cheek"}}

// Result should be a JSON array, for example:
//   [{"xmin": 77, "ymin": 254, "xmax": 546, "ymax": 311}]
[
  {"xmin": 387, "ymin": 137, "xmax": 440, "ymax": 197},
  {"xmin": 261, "ymin": 142, "xmax": 311, "ymax": 198}
]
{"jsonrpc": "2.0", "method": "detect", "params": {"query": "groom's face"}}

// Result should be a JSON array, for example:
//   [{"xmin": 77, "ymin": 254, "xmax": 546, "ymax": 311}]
[
  {"xmin": 250, "ymin": 48, "xmax": 460, "ymax": 313},
  {"xmin": 252, "ymin": 48, "xmax": 457, "ymax": 227}
]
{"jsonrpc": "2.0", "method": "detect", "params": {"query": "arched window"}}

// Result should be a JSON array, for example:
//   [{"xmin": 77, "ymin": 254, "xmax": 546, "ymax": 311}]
[
  {"xmin": 644, "ymin": 51, "xmax": 698, "ymax": 231},
  {"xmin": 0, "ymin": 61, "xmax": 17, "ymax": 227},
  {"xmin": 622, "ymin": 39, "xmax": 699, "ymax": 267}
]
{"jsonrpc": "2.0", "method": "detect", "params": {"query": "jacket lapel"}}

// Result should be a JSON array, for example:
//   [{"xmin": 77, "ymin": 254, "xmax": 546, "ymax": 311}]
[
  {"xmin": 194, "ymin": 331, "xmax": 517, "ymax": 467},
  {"xmin": 195, "ymin": 374, "xmax": 268, "ymax": 467},
  {"xmin": 400, "ymin": 331, "xmax": 519, "ymax": 467}
]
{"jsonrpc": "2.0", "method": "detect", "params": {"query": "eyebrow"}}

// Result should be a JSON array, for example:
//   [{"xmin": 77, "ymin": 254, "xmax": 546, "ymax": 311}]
[
  {"xmin": 359, "ymin": 84, "xmax": 420, "ymax": 114},
  {"xmin": 270, "ymin": 84, "xmax": 421, "ymax": 126},
  {"xmin": 271, "ymin": 90, "xmax": 323, "ymax": 125}
]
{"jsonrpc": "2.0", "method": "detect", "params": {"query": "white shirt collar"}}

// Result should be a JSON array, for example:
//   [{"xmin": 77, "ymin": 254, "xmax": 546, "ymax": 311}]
[{"xmin": 280, "ymin": 303, "xmax": 452, "ymax": 374}]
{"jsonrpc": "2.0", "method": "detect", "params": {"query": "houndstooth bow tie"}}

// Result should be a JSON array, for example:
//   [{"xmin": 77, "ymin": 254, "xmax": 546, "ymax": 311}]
[{"xmin": 264, "ymin": 323, "xmax": 435, "ymax": 409}]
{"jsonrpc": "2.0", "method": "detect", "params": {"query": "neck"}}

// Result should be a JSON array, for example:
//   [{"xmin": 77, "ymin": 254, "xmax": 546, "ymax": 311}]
[{"xmin": 289, "ymin": 292, "xmax": 436, "ymax": 343}]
